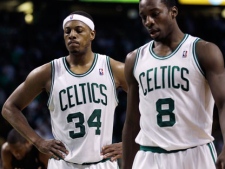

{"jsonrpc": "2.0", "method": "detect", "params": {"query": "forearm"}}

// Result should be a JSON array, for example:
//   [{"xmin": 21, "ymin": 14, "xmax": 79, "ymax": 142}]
[
  {"xmin": 218, "ymin": 109, "xmax": 225, "ymax": 143},
  {"xmin": 2, "ymin": 104, "xmax": 43, "ymax": 147},
  {"xmin": 122, "ymin": 122, "xmax": 139, "ymax": 169}
]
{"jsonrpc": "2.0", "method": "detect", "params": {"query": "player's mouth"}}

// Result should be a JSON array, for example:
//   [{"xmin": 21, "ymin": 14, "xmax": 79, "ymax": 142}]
[
  {"xmin": 149, "ymin": 29, "xmax": 159, "ymax": 38},
  {"xmin": 68, "ymin": 41, "xmax": 79, "ymax": 47}
]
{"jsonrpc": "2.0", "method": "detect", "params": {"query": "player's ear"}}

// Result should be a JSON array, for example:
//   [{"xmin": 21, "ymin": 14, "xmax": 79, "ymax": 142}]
[
  {"xmin": 170, "ymin": 6, "xmax": 178, "ymax": 19},
  {"xmin": 90, "ymin": 30, "xmax": 96, "ymax": 41}
]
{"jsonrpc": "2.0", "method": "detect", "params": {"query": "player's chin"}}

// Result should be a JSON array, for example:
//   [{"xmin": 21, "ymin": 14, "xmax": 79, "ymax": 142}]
[
  {"xmin": 152, "ymin": 36, "xmax": 162, "ymax": 42},
  {"xmin": 70, "ymin": 49, "xmax": 79, "ymax": 54},
  {"xmin": 150, "ymin": 32, "xmax": 162, "ymax": 41}
]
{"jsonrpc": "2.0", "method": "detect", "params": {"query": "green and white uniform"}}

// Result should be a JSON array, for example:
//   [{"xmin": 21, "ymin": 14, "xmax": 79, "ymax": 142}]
[
  {"xmin": 132, "ymin": 34, "xmax": 217, "ymax": 168},
  {"xmin": 47, "ymin": 54, "xmax": 118, "ymax": 168}
]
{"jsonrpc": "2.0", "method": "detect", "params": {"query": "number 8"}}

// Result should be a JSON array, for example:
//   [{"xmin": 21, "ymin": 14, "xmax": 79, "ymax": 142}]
[{"xmin": 156, "ymin": 98, "xmax": 176, "ymax": 127}]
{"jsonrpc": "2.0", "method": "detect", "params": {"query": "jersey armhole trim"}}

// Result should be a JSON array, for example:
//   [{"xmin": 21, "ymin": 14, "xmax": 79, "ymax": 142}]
[
  {"xmin": 106, "ymin": 56, "xmax": 119, "ymax": 104},
  {"xmin": 47, "ymin": 61, "xmax": 55, "ymax": 107},
  {"xmin": 193, "ymin": 38, "xmax": 205, "ymax": 76},
  {"xmin": 133, "ymin": 48, "xmax": 141, "ymax": 76}
]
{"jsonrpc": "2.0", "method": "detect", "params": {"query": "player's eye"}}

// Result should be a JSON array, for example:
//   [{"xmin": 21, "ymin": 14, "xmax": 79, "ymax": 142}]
[{"xmin": 64, "ymin": 28, "xmax": 71, "ymax": 34}]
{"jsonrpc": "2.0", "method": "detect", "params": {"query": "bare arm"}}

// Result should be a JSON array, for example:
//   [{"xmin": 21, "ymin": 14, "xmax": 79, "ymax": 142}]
[
  {"xmin": 100, "ymin": 59, "xmax": 127, "ymax": 161},
  {"xmin": 1, "ymin": 63, "xmax": 68, "ymax": 160},
  {"xmin": 122, "ymin": 50, "xmax": 140, "ymax": 169},
  {"xmin": 110, "ymin": 58, "xmax": 127, "ymax": 92},
  {"xmin": 1, "ymin": 143, "xmax": 13, "ymax": 169},
  {"xmin": 196, "ymin": 40, "xmax": 225, "ymax": 169}
]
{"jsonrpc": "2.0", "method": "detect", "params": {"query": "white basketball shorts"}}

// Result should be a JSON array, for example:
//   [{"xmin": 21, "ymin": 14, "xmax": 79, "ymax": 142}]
[
  {"xmin": 47, "ymin": 159, "xmax": 119, "ymax": 169},
  {"xmin": 132, "ymin": 142, "xmax": 217, "ymax": 169}
]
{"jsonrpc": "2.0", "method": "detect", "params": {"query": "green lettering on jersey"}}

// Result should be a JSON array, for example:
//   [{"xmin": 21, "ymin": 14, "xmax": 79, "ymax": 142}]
[
  {"xmin": 91, "ymin": 83, "xmax": 100, "ymax": 103},
  {"xmin": 147, "ymin": 68, "xmax": 153, "ymax": 92},
  {"xmin": 87, "ymin": 82, "xmax": 92, "ymax": 103},
  {"xmin": 67, "ymin": 86, "xmax": 76, "ymax": 108},
  {"xmin": 59, "ymin": 89, "xmax": 67, "ymax": 111},
  {"xmin": 139, "ymin": 72, "xmax": 147, "ymax": 96},
  {"xmin": 79, "ymin": 83, "xmax": 87, "ymax": 104},
  {"xmin": 138, "ymin": 65, "xmax": 190, "ymax": 95},
  {"xmin": 59, "ymin": 82, "xmax": 108, "ymax": 111},
  {"xmin": 100, "ymin": 84, "xmax": 107, "ymax": 105},
  {"xmin": 181, "ymin": 68, "xmax": 189, "ymax": 91},
  {"xmin": 156, "ymin": 98, "xmax": 176, "ymax": 127},
  {"xmin": 67, "ymin": 109, "xmax": 102, "ymax": 139},
  {"xmin": 74, "ymin": 85, "xmax": 82, "ymax": 105},
  {"xmin": 172, "ymin": 66, "xmax": 180, "ymax": 89},
  {"xmin": 154, "ymin": 67, "xmax": 161, "ymax": 90},
  {"xmin": 160, "ymin": 66, "xmax": 167, "ymax": 88}
]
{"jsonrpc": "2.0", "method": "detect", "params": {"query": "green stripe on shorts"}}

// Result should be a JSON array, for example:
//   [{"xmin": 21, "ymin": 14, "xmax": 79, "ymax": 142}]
[
  {"xmin": 140, "ymin": 145, "xmax": 196, "ymax": 154},
  {"xmin": 207, "ymin": 142, "xmax": 216, "ymax": 164}
]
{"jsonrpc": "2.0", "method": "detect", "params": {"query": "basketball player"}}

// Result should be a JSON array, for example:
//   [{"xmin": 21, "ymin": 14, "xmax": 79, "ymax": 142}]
[
  {"xmin": 122, "ymin": 0, "xmax": 225, "ymax": 169},
  {"xmin": 2, "ymin": 11, "xmax": 127, "ymax": 169},
  {"xmin": 1, "ymin": 129, "xmax": 49, "ymax": 169}
]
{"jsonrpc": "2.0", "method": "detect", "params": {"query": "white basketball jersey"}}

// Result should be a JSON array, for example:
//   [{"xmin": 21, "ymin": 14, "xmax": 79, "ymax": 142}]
[
  {"xmin": 133, "ymin": 34, "xmax": 214, "ymax": 151},
  {"xmin": 47, "ymin": 54, "xmax": 118, "ymax": 164}
]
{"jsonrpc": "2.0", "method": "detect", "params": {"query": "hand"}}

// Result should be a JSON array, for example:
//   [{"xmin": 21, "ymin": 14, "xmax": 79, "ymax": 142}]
[
  {"xmin": 101, "ymin": 142, "xmax": 122, "ymax": 161},
  {"xmin": 216, "ymin": 147, "xmax": 225, "ymax": 169},
  {"xmin": 36, "ymin": 139, "xmax": 69, "ymax": 160}
]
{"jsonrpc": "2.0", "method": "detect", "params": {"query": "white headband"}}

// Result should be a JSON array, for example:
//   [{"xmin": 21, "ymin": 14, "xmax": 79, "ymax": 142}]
[{"xmin": 63, "ymin": 14, "xmax": 95, "ymax": 30}]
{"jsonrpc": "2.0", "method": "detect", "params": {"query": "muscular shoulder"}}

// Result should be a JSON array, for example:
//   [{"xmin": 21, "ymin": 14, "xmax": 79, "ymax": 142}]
[
  {"xmin": 195, "ymin": 39, "xmax": 224, "ymax": 73},
  {"xmin": 125, "ymin": 50, "xmax": 138, "ymax": 66},
  {"xmin": 124, "ymin": 49, "xmax": 138, "ymax": 84},
  {"xmin": 28, "ymin": 63, "xmax": 51, "ymax": 80},
  {"xmin": 109, "ymin": 58, "xmax": 124, "ymax": 73},
  {"xmin": 196, "ymin": 40, "xmax": 221, "ymax": 57},
  {"xmin": 1, "ymin": 142, "xmax": 10, "ymax": 153},
  {"xmin": 1, "ymin": 142, "xmax": 13, "ymax": 167},
  {"xmin": 26, "ymin": 62, "xmax": 52, "ymax": 92}
]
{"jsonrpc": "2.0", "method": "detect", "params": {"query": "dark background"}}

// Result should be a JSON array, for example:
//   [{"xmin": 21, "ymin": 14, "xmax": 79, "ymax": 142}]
[{"xmin": 0, "ymin": 0, "xmax": 224, "ymax": 166}]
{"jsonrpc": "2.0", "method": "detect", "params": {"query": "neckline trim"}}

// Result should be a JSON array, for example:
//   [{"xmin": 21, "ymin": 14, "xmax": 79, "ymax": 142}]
[
  {"xmin": 63, "ymin": 53, "xmax": 98, "ymax": 77},
  {"xmin": 149, "ymin": 34, "xmax": 189, "ymax": 60}
]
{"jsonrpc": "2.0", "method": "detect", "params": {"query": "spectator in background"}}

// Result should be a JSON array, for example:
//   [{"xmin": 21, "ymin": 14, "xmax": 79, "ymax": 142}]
[{"xmin": 1, "ymin": 129, "xmax": 49, "ymax": 169}]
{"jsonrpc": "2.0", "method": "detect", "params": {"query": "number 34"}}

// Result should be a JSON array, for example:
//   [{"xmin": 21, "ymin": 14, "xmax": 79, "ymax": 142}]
[{"xmin": 67, "ymin": 109, "xmax": 102, "ymax": 139}]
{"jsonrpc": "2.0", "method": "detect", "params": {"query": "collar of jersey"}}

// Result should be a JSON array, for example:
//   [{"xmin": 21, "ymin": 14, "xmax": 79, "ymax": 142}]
[
  {"xmin": 149, "ymin": 34, "xmax": 189, "ymax": 60},
  {"xmin": 63, "ymin": 53, "xmax": 98, "ymax": 77}
]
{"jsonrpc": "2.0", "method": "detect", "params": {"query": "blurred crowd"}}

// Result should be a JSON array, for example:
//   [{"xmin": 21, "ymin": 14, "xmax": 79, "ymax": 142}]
[{"xmin": 0, "ymin": 1, "xmax": 225, "ymax": 167}]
